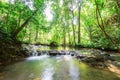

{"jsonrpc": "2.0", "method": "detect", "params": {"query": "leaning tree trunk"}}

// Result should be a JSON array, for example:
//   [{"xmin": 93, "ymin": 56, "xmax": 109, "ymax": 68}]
[{"xmin": 12, "ymin": 9, "xmax": 38, "ymax": 38}]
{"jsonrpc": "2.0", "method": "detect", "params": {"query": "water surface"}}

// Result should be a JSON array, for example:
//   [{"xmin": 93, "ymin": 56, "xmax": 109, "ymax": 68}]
[{"xmin": 0, "ymin": 54, "xmax": 120, "ymax": 80}]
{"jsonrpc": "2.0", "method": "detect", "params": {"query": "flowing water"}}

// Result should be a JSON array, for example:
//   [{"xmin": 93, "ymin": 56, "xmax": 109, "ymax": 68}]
[{"xmin": 0, "ymin": 45, "xmax": 120, "ymax": 80}]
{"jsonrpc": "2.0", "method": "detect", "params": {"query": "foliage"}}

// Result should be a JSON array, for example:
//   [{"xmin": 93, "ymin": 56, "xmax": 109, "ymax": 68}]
[{"xmin": 0, "ymin": 0, "xmax": 120, "ymax": 50}]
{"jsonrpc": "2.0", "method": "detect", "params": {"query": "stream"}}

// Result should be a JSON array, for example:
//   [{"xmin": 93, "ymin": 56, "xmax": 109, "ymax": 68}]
[{"xmin": 0, "ymin": 45, "xmax": 120, "ymax": 80}]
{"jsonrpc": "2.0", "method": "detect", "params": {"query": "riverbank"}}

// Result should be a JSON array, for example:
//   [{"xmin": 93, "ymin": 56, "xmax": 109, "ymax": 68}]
[{"xmin": 0, "ymin": 43, "xmax": 120, "ymax": 67}]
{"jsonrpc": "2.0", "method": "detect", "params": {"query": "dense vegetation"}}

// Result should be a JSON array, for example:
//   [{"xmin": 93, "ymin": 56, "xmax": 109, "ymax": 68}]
[{"xmin": 0, "ymin": 0, "xmax": 120, "ymax": 62}]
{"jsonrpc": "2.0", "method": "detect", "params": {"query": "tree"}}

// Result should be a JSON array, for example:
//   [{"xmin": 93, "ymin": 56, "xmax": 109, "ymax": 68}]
[
  {"xmin": 78, "ymin": 0, "xmax": 82, "ymax": 44},
  {"xmin": 12, "ymin": 0, "xmax": 44, "ymax": 38},
  {"xmin": 95, "ymin": 0, "xmax": 119, "ymax": 49}
]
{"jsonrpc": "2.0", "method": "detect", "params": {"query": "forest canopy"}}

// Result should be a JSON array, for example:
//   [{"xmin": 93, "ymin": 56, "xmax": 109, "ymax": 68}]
[{"xmin": 0, "ymin": 0, "xmax": 120, "ymax": 50}]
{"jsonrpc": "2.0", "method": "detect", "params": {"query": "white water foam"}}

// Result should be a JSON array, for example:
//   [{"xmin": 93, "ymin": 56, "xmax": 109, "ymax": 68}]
[{"xmin": 26, "ymin": 55, "xmax": 49, "ymax": 60}]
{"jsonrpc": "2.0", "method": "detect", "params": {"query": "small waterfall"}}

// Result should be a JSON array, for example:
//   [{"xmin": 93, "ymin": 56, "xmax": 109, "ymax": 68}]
[
  {"xmin": 26, "ymin": 45, "xmax": 50, "ymax": 60},
  {"xmin": 32, "ymin": 50, "xmax": 38, "ymax": 56},
  {"xmin": 31, "ymin": 45, "xmax": 39, "ymax": 56}
]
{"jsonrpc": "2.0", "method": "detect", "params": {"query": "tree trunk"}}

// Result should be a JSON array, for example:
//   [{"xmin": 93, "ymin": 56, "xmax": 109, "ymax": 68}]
[
  {"xmin": 71, "ymin": 10, "xmax": 76, "ymax": 45},
  {"xmin": 78, "ymin": 0, "xmax": 82, "ymax": 44},
  {"xmin": 12, "ymin": 10, "xmax": 38, "ymax": 38},
  {"xmin": 63, "ymin": 25, "xmax": 66, "ymax": 46},
  {"xmin": 88, "ymin": 26, "xmax": 92, "ymax": 42},
  {"xmin": 68, "ymin": 28, "xmax": 71, "ymax": 45}
]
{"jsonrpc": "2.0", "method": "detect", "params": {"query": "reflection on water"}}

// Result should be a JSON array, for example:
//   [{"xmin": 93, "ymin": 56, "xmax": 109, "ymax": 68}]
[
  {"xmin": 26, "ymin": 55, "xmax": 49, "ymax": 60},
  {"xmin": 69, "ymin": 58, "xmax": 79, "ymax": 80},
  {"xmin": 0, "ymin": 55, "xmax": 120, "ymax": 80},
  {"xmin": 41, "ymin": 63, "xmax": 54, "ymax": 80},
  {"xmin": 108, "ymin": 64, "xmax": 120, "ymax": 78}
]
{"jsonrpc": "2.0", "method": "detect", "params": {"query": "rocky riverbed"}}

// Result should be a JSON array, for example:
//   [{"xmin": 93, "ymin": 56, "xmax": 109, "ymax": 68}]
[{"xmin": 22, "ymin": 44, "xmax": 120, "ymax": 68}]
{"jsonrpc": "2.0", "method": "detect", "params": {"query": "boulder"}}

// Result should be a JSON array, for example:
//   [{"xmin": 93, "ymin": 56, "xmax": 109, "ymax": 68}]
[{"xmin": 49, "ymin": 50, "xmax": 59, "ymax": 56}]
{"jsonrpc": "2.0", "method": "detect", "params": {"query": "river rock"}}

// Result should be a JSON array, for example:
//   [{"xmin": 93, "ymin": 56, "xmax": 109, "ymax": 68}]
[
  {"xmin": 60, "ymin": 50, "xmax": 66, "ymax": 55},
  {"xmin": 49, "ymin": 50, "xmax": 59, "ymax": 56},
  {"xmin": 76, "ymin": 54, "xmax": 86, "ymax": 59},
  {"xmin": 37, "ymin": 51, "xmax": 41, "ymax": 56},
  {"xmin": 69, "ymin": 51, "xmax": 77, "ymax": 56}
]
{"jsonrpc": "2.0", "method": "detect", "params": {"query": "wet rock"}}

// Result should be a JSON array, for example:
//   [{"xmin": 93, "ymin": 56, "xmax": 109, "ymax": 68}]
[
  {"xmin": 41, "ymin": 51, "xmax": 47, "ymax": 55},
  {"xmin": 112, "ymin": 61, "xmax": 120, "ymax": 66},
  {"xmin": 76, "ymin": 54, "xmax": 86, "ymax": 59},
  {"xmin": 78, "ymin": 53, "xmax": 112, "ymax": 68},
  {"xmin": 49, "ymin": 50, "xmax": 59, "ymax": 56},
  {"xmin": 65, "ymin": 50, "xmax": 70, "ymax": 55},
  {"xmin": 81, "ymin": 54, "xmax": 105, "ymax": 62},
  {"xmin": 48, "ymin": 50, "xmax": 76, "ymax": 56},
  {"xmin": 90, "ymin": 62, "xmax": 107, "ymax": 68},
  {"xmin": 49, "ymin": 41, "xmax": 58, "ymax": 47},
  {"xmin": 91, "ymin": 50, "xmax": 102, "ymax": 55},
  {"xmin": 80, "ymin": 56, "xmax": 107, "ymax": 68},
  {"xmin": 70, "ymin": 51, "xmax": 77, "ymax": 56},
  {"xmin": 37, "ymin": 51, "xmax": 41, "ymax": 56},
  {"xmin": 81, "ymin": 57, "xmax": 95, "ymax": 63},
  {"xmin": 60, "ymin": 50, "xmax": 66, "ymax": 55},
  {"xmin": 20, "ymin": 50, "xmax": 29, "ymax": 57},
  {"xmin": 102, "ymin": 53, "xmax": 114, "ymax": 61}
]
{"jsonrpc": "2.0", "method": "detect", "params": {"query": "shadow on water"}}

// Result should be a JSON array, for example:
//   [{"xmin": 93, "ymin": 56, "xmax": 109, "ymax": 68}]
[{"xmin": 0, "ymin": 45, "xmax": 120, "ymax": 80}]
